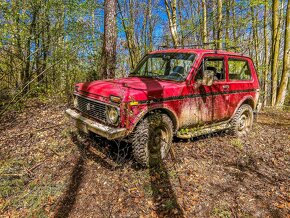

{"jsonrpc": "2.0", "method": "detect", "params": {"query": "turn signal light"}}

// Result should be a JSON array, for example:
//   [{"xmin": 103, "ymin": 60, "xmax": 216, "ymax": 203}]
[{"xmin": 110, "ymin": 95, "xmax": 121, "ymax": 104}]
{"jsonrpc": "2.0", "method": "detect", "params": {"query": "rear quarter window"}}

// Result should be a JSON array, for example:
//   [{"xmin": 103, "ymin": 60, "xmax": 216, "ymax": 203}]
[{"xmin": 228, "ymin": 59, "xmax": 252, "ymax": 81}]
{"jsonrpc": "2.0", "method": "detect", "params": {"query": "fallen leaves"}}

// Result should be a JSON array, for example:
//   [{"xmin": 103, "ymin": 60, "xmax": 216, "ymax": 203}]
[{"xmin": 1, "ymin": 103, "xmax": 290, "ymax": 217}]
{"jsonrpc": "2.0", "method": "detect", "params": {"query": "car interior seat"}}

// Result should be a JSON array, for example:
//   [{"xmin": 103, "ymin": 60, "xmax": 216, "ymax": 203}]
[
  {"xmin": 206, "ymin": 66, "xmax": 220, "ymax": 80},
  {"xmin": 170, "ymin": 66, "xmax": 185, "ymax": 77}
]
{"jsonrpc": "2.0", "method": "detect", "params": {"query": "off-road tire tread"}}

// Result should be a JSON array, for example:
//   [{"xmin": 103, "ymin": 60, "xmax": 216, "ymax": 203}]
[
  {"xmin": 230, "ymin": 104, "xmax": 253, "ymax": 137},
  {"xmin": 131, "ymin": 113, "xmax": 173, "ymax": 166}
]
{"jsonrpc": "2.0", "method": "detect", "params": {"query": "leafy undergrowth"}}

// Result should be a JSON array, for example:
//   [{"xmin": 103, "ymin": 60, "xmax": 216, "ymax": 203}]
[{"xmin": 0, "ymin": 101, "xmax": 289, "ymax": 217}]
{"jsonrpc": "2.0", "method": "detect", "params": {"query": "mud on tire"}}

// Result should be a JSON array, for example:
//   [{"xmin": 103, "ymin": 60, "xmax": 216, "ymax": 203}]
[
  {"xmin": 230, "ymin": 104, "xmax": 253, "ymax": 137},
  {"xmin": 131, "ymin": 113, "xmax": 173, "ymax": 167}
]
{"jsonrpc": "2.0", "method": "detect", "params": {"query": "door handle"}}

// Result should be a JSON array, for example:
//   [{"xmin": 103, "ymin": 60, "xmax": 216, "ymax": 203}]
[{"xmin": 223, "ymin": 85, "xmax": 230, "ymax": 90}]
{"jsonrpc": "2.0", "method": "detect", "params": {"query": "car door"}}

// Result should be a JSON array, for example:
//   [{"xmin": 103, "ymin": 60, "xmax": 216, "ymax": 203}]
[
  {"xmin": 194, "ymin": 54, "xmax": 230, "ymax": 123},
  {"xmin": 179, "ymin": 57, "xmax": 213, "ymax": 128},
  {"xmin": 226, "ymin": 56, "xmax": 255, "ymax": 116}
]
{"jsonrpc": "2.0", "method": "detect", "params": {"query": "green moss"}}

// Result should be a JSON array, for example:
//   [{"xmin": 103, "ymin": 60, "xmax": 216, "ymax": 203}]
[
  {"xmin": 212, "ymin": 206, "xmax": 232, "ymax": 218},
  {"xmin": 0, "ymin": 158, "xmax": 65, "ymax": 216},
  {"xmin": 230, "ymin": 138, "xmax": 244, "ymax": 150}
]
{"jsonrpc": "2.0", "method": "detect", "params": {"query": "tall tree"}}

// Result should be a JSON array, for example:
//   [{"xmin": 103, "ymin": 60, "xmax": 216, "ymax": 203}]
[
  {"xmin": 148, "ymin": 0, "xmax": 153, "ymax": 51},
  {"xmin": 271, "ymin": 0, "xmax": 282, "ymax": 106},
  {"xmin": 263, "ymin": 0, "xmax": 269, "ymax": 106},
  {"xmin": 217, "ymin": 0, "xmax": 223, "ymax": 49},
  {"xmin": 177, "ymin": 0, "xmax": 185, "ymax": 46},
  {"xmin": 276, "ymin": 0, "xmax": 290, "ymax": 106},
  {"xmin": 165, "ymin": 0, "xmax": 179, "ymax": 47},
  {"xmin": 118, "ymin": 0, "xmax": 140, "ymax": 69},
  {"xmin": 101, "ymin": 0, "xmax": 117, "ymax": 79},
  {"xmin": 231, "ymin": 0, "xmax": 237, "ymax": 46},
  {"xmin": 202, "ymin": 0, "xmax": 208, "ymax": 44},
  {"xmin": 225, "ymin": 0, "xmax": 230, "ymax": 47},
  {"xmin": 250, "ymin": 1, "xmax": 259, "ymax": 70}
]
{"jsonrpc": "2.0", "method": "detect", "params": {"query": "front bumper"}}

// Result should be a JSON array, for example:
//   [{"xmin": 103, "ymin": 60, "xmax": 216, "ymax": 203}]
[{"xmin": 65, "ymin": 109, "xmax": 127, "ymax": 140}]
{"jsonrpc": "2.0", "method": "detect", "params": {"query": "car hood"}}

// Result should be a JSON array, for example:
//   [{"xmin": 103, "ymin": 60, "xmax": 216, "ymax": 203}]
[{"xmin": 77, "ymin": 77, "xmax": 183, "ymax": 102}]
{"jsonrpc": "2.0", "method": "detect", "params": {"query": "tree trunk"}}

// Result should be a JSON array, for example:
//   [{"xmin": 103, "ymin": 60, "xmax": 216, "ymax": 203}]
[
  {"xmin": 225, "ymin": 0, "xmax": 230, "ymax": 48},
  {"xmin": 232, "ymin": 0, "xmax": 237, "ymax": 47},
  {"xmin": 23, "ymin": 7, "xmax": 38, "ymax": 94},
  {"xmin": 40, "ymin": 8, "xmax": 50, "ymax": 86},
  {"xmin": 117, "ymin": 0, "xmax": 140, "ymax": 69},
  {"xmin": 263, "ymin": 0, "xmax": 269, "ymax": 107},
  {"xmin": 276, "ymin": 0, "xmax": 290, "ymax": 106},
  {"xmin": 217, "ymin": 0, "xmax": 223, "ymax": 49},
  {"xmin": 177, "ymin": 0, "xmax": 184, "ymax": 46},
  {"xmin": 251, "ymin": 3, "xmax": 259, "ymax": 72},
  {"xmin": 148, "ymin": 0, "xmax": 153, "ymax": 51},
  {"xmin": 165, "ymin": 0, "xmax": 179, "ymax": 47},
  {"xmin": 101, "ymin": 0, "xmax": 117, "ymax": 79},
  {"xmin": 271, "ymin": 0, "xmax": 282, "ymax": 106},
  {"xmin": 202, "ymin": 0, "xmax": 207, "ymax": 44},
  {"xmin": 128, "ymin": 0, "xmax": 140, "ymax": 67}
]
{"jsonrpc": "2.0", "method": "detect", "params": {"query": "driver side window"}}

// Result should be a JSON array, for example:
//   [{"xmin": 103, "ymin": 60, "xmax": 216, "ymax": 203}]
[{"xmin": 195, "ymin": 57, "xmax": 225, "ymax": 82}]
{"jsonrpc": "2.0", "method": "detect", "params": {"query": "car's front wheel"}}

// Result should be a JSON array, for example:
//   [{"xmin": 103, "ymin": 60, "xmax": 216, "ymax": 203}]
[
  {"xmin": 131, "ymin": 113, "xmax": 173, "ymax": 167},
  {"xmin": 231, "ymin": 104, "xmax": 253, "ymax": 137}
]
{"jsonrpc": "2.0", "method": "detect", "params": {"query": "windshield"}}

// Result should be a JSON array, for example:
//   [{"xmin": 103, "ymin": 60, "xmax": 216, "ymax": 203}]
[{"xmin": 130, "ymin": 53, "xmax": 196, "ymax": 81}]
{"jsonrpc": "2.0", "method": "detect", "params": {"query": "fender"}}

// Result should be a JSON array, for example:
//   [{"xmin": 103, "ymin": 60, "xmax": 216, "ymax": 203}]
[
  {"xmin": 128, "ymin": 104, "xmax": 179, "ymax": 134},
  {"xmin": 230, "ymin": 95, "xmax": 255, "ymax": 120}
]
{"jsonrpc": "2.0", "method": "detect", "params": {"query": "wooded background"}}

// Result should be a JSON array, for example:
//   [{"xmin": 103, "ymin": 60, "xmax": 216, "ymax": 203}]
[{"xmin": 0, "ymin": 0, "xmax": 289, "ymax": 115}]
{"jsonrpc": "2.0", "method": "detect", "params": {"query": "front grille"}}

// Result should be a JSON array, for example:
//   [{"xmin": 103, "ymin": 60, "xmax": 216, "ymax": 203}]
[{"xmin": 75, "ymin": 95, "xmax": 107, "ymax": 122}]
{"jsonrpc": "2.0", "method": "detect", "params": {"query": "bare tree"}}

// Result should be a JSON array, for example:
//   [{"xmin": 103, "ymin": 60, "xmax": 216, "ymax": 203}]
[
  {"xmin": 271, "ymin": 0, "xmax": 282, "ymax": 106},
  {"xmin": 118, "ymin": 0, "xmax": 140, "ymax": 69},
  {"xmin": 101, "ymin": 0, "xmax": 117, "ymax": 79},
  {"xmin": 276, "ymin": 0, "xmax": 290, "ymax": 106},
  {"xmin": 217, "ymin": 0, "xmax": 223, "ymax": 49},
  {"xmin": 250, "ymin": 1, "xmax": 259, "ymax": 71},
  {"xmin": 165, "ymin": 0, "xmax": 179, "ymax": 47},
  {"xmin": 202, "ymin": 0, "xmax": 208, "ymax": 44},
  {"xmin": 231, "ymin": 0, "xmax": 237, "ymax": 46},
  {"xmin": 263, "ymin": 0, "xmax": 269, "ymax": 107}
]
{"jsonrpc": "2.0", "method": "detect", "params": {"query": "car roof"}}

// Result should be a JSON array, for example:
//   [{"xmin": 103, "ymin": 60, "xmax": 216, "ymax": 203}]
[{"xmin": 149, "ymin": 49, "xmax": 249, "ymax": 58}]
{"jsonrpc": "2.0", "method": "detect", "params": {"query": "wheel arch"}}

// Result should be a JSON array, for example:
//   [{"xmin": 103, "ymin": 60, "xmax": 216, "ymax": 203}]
[
  {"xmin": 231, "ymin": 96, "xmax": 255, "ymax": 119},
  {"xmin": 131, "ymin": 107, "xmax": 179, "ymax": 133}
]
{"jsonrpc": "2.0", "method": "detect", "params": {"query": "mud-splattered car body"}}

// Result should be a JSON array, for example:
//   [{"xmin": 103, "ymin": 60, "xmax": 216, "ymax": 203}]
[{"xmin": 66, "ymin": 49, "xmax": 259, "ymax": 141}]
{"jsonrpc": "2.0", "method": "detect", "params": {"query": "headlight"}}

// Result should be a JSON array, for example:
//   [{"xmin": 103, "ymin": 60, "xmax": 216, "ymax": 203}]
[
  {"xmin": 73, "ymin": 96, "xmax": 78, "ymax": 108},
  {"xmin": 74, "ymin": 86, "xmax": 79, "ymax": 92},
  {"xmin": 106, "ymin": 106, "xmax": 119, "ymax": 124}
]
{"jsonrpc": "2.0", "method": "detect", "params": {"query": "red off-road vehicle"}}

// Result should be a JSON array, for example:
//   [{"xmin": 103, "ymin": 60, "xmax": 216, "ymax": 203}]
[{"xmin": 66, "ymin": 48, "xmax": 260, "ymax": 166}]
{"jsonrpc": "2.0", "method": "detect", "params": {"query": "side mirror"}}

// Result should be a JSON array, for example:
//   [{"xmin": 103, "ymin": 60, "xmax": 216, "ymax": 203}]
[{"xmin": 202, "ymin": 70, "xmax": 214, "ymax": 86}]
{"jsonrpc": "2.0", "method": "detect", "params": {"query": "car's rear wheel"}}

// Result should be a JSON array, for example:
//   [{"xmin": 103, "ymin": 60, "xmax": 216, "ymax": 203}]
[
  {"xmin": 230, "ymin": 104, "xmax": 253, "ymax": 137},
  {"xmin": 131, "ymin": 113, "xmax": 173, "ymax": 167}
]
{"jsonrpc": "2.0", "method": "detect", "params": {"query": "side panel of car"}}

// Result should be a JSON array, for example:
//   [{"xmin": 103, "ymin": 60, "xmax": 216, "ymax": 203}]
[
  {"xmin": 126, "ymin": 53, "xmax": 259, "ymax": 134},
  {"xmin": 125, "ymin": 60, "xmax": 211, "ymax": 131},
  {"xmin": 226, "ymin": 56, "xmax": 259, "ymax": 117}
]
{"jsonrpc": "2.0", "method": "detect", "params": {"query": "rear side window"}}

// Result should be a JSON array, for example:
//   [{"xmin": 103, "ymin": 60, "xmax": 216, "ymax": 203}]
[{"xmin": 228, "ymin": 59, "xmax": 252, "ymax": 81}]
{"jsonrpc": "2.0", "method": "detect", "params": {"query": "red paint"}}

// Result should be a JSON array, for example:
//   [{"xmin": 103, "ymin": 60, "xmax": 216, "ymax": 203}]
[{"xmin": 74, "ymin": 49, "xmax": 259, "ymax": 134}]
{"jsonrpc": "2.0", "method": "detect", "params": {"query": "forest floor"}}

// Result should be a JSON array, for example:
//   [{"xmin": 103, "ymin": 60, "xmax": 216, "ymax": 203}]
[{"xmin": 0, "ymin": 99, "xmax": 289, "ymax": 218}]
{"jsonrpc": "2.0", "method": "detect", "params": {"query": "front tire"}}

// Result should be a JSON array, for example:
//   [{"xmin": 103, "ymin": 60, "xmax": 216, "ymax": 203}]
[
  {"xmin": 131, "ymin": 113, "xmax": 173, "ymax": 167},
  {"xmin": 230, "ymin": 104, "xmax": 253, "ymax": 137}
]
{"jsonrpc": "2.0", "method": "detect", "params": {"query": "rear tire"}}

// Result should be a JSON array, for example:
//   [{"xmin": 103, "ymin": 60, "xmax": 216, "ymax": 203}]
[
  {"xmin": 131, "ymin": 113, "xmax": 173, "ymax": 167},
  {"xmin": 230, "ymin": 104, "xmax": 253, "ymax": 137}
]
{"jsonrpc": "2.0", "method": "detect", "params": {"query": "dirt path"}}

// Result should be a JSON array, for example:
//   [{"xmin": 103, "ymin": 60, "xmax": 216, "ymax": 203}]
[{"xmin": 0, "ymin": 101, "xmax": 289, "ymax": 217}]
